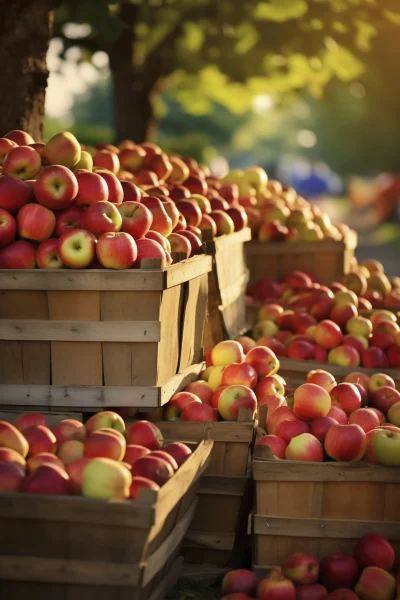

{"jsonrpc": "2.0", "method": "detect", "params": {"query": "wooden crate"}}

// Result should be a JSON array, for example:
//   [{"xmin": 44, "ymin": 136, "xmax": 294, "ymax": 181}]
[
  {"xmin": 203, "ymin": 228, "xmax": 252, "ymax": 349},
  {"xmin": 156, "ymin": 408, "xmax": 256, "ymax": 567},
  {"xmin": 0, "ymin": 255, "xmax": 211, "ymax": 411},
  {"xmin": 245, "ymin": 230, "xmax": 357, "ymax": 286},
  {"xmin": 0, "ymin": 438, "xmax": 213, "ymax": 599},
  {"xmin": 251, "ymin": 445, "xmax": 400, "ymax": 570},
  {"xmin": 278, "ymin": 357, "xmax": 400, "ymax": 389}
]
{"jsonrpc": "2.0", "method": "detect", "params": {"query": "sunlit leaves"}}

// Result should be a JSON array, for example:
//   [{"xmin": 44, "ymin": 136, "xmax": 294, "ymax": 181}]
[
  {"xmin": 324, "ymin": 44, "xmax": 365, "ymax": 80},
  {"xmin": 384, "ymin": 10, "xmax": 400, "ymax": 25},
  {"xmin": 254, "ymin": 0, "xmax": 309, "ymax": 21},
  {"xmin": 182, "ymin": 22, "xmax": 205, "ymax": 52}
]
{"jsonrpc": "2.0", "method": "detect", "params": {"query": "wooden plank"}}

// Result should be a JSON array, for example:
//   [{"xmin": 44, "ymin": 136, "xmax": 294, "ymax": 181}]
[
  {"xmin": 253, "ymin": 515, "xmax": 400, "ymax": 540},
  {"xmin": 159, "ymin": 362, "xmax": 206, "ymax": 406},
  {"xmin": 157, "ymin": 417, "xmax": 255, "ymax": 443},
  {"xmin": 179, "ymin": 274, "xmax": 208, "ymax": 373},
  {"xmin": 165, "ymin": 255, "xmax": 212, "ymax": 288},
  {"xmin": 0, "ymin": 269, "xmax": 165, "ymax": 291},
  {"xmin": 0, "ymin": 385, "xmax": 160, "ymax": 408},
  {"xmin": 183, "ymin": 531, "xmax": 235, "ymax": 552},
  {"xmin": 253, "ymin": 458, "xmax": 400, "ymax": 483},
  {"xmin": 0, "ymin": 320, "xmax": 160, "ymax": 342},
  {"xmin": 157, "ymin": 286, "xmax": 182, "ymax": 385},
  {"xmin": 198, "ymin": 475, "xmax": 248, "ymax": 497},
  {"xmin": 147, "ymin": 556, "xmax": 183, "ymax": 600},
  {"xmin": 0, "ymin": 494, "xmax": 154, "ymax": 529},
  {"xmin": 0, "ymin": 556, "xmax": 142, "ymax": 587},
  {"xmin": 205, "ymin": 228, "xmax": 252, "ymax": 255}
]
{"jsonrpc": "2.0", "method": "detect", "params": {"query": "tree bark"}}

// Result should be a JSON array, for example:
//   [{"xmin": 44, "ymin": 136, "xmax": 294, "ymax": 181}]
[
  {"xmin": 0, "ymin": 0, "xmax": 53, "ymax": 141},
  {"xmin": 108, "ymin": 3, "xmax": 155, "ymax": 143}
]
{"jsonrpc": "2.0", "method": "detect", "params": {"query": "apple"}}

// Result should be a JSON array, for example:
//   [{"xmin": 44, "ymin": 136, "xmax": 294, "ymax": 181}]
[
  {"xmin": 75, "ymin": 171, "xmax": 109, "ymax": 207},
  {"xmin": 218, "ymin": 385, "xmax": 257, "ymax": 421},
  {"xmin": 330, "ymin": 383, "xmax": 362, "ymax": 415},
  {"xmin": 0, "ymin": 175, "xmax": 32, "ymax": 214},
  {"xmin": 329, "ymin": 303, "xmax": 358, "ymax": 328},
  {"xmin": 17, "ymin": 203, "xmax": 55, "ymax": 242},
  {"xmin": 0, "ymin": 208, "xmax": 16, "ymax": 248},
  {"xmin": 126, "ymin": 421, "xmax": 162, "ymax": 450},
  {"xmin": 163, "ymin": 442, "xmax": 192, "ymax": 467},
  {"xmin": 362, "ymin": 347, "xmax": 388, "ymax": 369},
  {"xmin": 285, "ymin": 433, "xmax": 324, "ymax": 462},
  {"xmin": 281, "ymin": 552, "xmax": 319, "ymax": 585},
  {"xmin": 310, "ymin": 416, "xmax": 338, "ymax": 442},
  {"xmin": 52, "ymin": 419, "xmax": 86, "ymax": 444},
  {"xmin": 65, "ymin": 457, "xmax": 91, "ymax": 493},
  {"xmin": 267, "ymin": 406, "xmax": 298, "ymax": 435},
  {"xmin": 167, "ymin": 232, "xmax": 191, "ymax": 258},
  {"xmin": 324, "ymin": 424, "xmax": 366, "ymax": 461},
  {"xmin": 123, "ymin": 445, "xmax": 150, "ymax": 467},
  {"xmin": 255, "ymin": 434, "xmax": 287, "ymax": 459},
  {"xmin": 346, "ymin": 315, "xmax": 373, "ymax": 339},
  {"xmin": 293, "ymin": 383, "xmax": 331, "ymax": 420},
  {"xmin": 44, "ymin": 131, "xmax": 81, "ymax": 167},
  {"xmin": 0, "ymin": 447, "xmax": 26, "ymax": 469},
  {"xmin": 287, "ymin": 340, "xmax": 315, "ymax": 360},
  {"xmin": 342, "ymin": 334, "xmax": 368, "ymax": 355},
  {"xmin": 141, "ymin": 196, "xmax": 172, "ymax": 236},
  {"xmin": 245, "ymin": 346, "xmax": 279, "ymax": 378},
  {"xmin": 221, "ymin": 362, "xmax": 258, "ymax": 389},
  {"xmin": 296, "ymin": 584, "xmax": 328, "ymax": 600},
  {"xmin": 334, "ymin": 290, "xmax": 358, "ymax": 306},
  {"xmin": 355, "ymin": 567, "xmax": 396, "ymax": 600},
  {"xmin": 307, "ymin": 369, "xmax": 336, "ymax": 391},
  {"xmin": 388, "ymin": 402, "xmax": 400, "ymax": 427},
  {"xmin": 4, "ymin": 129, "xmax": 34, "ymax": 145},
  {"xmin": 15, "ymin": 413, "xmax": 49, "ymax": 433},
  {"xmin": 374, "ymin": 320, "xmax": 400, "ymax": 337},
  {"xmin": 23, "ymin": 425, "xmax": 57, "ymax": 457},
  {"xmin": 82, "ymin": 457, "xmax": 131, "ymax": 499},
  {"xmin": 36, "ymin": 238, "xmax": 63, "ymax": 269},
  {"xmin": 275, "ymin": 419, "xmax": 310, "ymax": 444},
  {"xmin": 93, "ymin": 149, "xmax": 120, "ymax": 174},
  {"xmin": 0, "ymin": 137, "xmax": 17, "ymax": 163},
  {"xmin": 315, "ymin": 320, "xmax": 343, "ymax": 349},
  {"xmin": 221, "ymin": 569, "xmax": 259, "ymax": 597},
  {"xmin": 72, "ymin": 150, "xmax": 93, "ymax": 171},
  {"xmin": 130, "ymin": 454, "xmax": 174, "ymax": 486},
  {"xmin": 2, "ymin": 145, "xmax": 41, "ymax": 180},
  {"xmin": 319, "ymin": 553, "xmax": 359, "ymax": 591},
  {"xmin": 370, "ymin": 386, "xmax": 400, "ymax": 414},
  {"xmin": 0, "ymin": 239, "xmax": 36, "ymax": 268},
  {"xmin": 176, "ymin": 199, "xmax": 202, "ymax": 227},
  {"xmin": 258, "ymin": 220, "xmax": 288, "ymax": 241},
  {"xmin": 96, "ymin": 231, "xmax": 137, "ymax": 269},
  {"xmin": 129, "ymin": 475, "xmax": 160, "ymax": 499},
  {"xmin": 182, "ymin": 401, "xmax": 218, "ymax": 422},
  {"xmin": 150, "ymin": 450, "xmax": 178, "ymax": 472},
  {"xmin": 84, "ymin": 429, "xmax": 125, "ymax": 461},
  {"xmin": 372, "ymin": 429, "xmax": 400, "ymax": 466},
  {"xmin": 368, "ymin": 372, "xmax": 396, "ymax": 394},
  {"xmin": 116, "ymin": 202, "xmax": 152, "ymax": 242},
  {"xmin": 55, "ymin": 205, "xmax": 82, "ymax": 237},
  {"xmin": 164, "ymin": 392, "xmax": 201, "ymax": 420},
  {"xmin": 354, "ymin": 533, "xmax": 395, "ymax": 570},
  {"xmin": 344, "ymin": 371, "xmax": 370, "ymax": 390},
  {"xmin": 21, "ymin": 463, "xmax": 70, "ymax": 495},
  {"xmin": 387, "ymin": 344, "xmax": 400, "ymax": 367},
  {"xmin": 349, "ymin": 408, "xmax": 380, "ymax": 433},
  {"xmin": 0, "ymin": 461, "xmax": 25, "ymax": 492},
  {"xmin": 211, "ymin": 340, "xmax": 244, "ymax": 366},
  {"xmin": 57, "ymin": 229, "xmax": 96, "ymax": 268},
  {"xmin": 57, "ymin": 440, "xmax": 84, "ymax": 464},
  {"xmin": 81, "ymin": 201, "xmax": 122, "ymax": 237},
  {"xmin": 226, "ymin": 207, "xmax": 248, "ymax": 231},
  {"xmin": 256, "ymin": 375, "xmax": 285, "ymax": 398},
  {"xmin": 210, "ymin": 209, "xmax": 235, "ymax": 235},
  {"xmin": 97, "ymin": 171, "xmax": 124, "ymax": 205},
  {"xmin": 145, "ymin": 230, "xmax": 171, "ymax": 255},
  {"xmin": 134, "ymin": 238, "xmax": 167, "ymax": 268},
  {"xmin": 370, "ymin": 408, "xmax": 386, "ymax": 425},
  {"xmin": 326, "ymin": 590, "xmax": 359, "ymax": 599},
  {"xmin": 85, "ymin": 411, "xmax": 125, "ymax": 434},
  {"xmin": 256, "ymin": 571, "xmax": 296, "ymax": 600},
  {"xmin": 121, "ymin": 181, "xmax": 142, "ymax": 202},
  {"xmin": 198, "ymin": 213, "xmax": 217, "ymax": 237},
  {"xmin": 118, "ymin": 146, "xmax": 146, "ymax": 172},
  {"xmin": 34, "ymin": 165, "xmax": 78, "ymax": 210},
  {"xmin": 327, "ymin": 405, "xmax": 348, "ymax": 424},
  {"xmin": 258, "ymin": 304, "xmax": 284, "ymax": 322}
]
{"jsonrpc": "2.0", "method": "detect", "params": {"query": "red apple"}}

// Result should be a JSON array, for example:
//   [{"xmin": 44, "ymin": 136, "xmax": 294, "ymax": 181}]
[
  {"xmin": 23, "ymin": 425, "xmax": 57, "ymax": 457},
  {"xmin": 184, "ymin": 381, "xmax": 213, "ymax": 405},
  {"xmin": 388, "ymin": 344, "xmax": 400, "ymax": 367},
  {"xmin": 275, "ymin": 419, "xmax": 310, "ymax": 444},
  {"xmin": 0, "ymin": 137, "xmax": 17, "ymax": 163},
  {"xmin": 327, "ymin": 405, "xmax": 348, "ymax": 425},
  {"xmin": 81, "ymin": 201, "xmax": 122, "ymax": 237},
  {"xmin": 118, "ymin": 201, "xmax": 152, "ymax": 239},
  {"xmin": 258, "ymin": 393, "xmax": 286, "ymax": 415},
  {"xmin": 355, "ymin": 566, "xmax": 396, "ymax": 600},
  {"xmin": 21, "ymin": 463, "xmax": 70, "ymax": 495},
  {"xmin": 36, "ymin": 238, "xmax": 63, "ymax": 269},
  {"xmin": 55, "ymin": 205, "xmax": 82, "ymax": 237},
  {"xmin": 179, "ymin": 230, "xmax": 203, "ymax": 256},
  {"xmin": 285, "ymin": 433, "xmax": 324, "ymax": 462},
  {"xmin": 319, "ymin": 553, "xmax": 359, "ymax": 591},
  {"xmin": 344, "ymin": 371, "xmax": 370, "ymax": 390},
  {"xmin": 96, "ymin": 231, "xmax": 137, "ymax": 269},
  {"xmin": 0, "ymin": 207, "xmax": 16, "ymax": 248},
  {"xmin": 162, "ymin": 442, "xmax": 192, "ymax": 467},
  {"xmin": 354, "ymin": 533, "xmax": 395, "ymax": 570},
  {"xmin": 288, "ymin": 340, "xmax": 315, "ymax": 360},
  {"xmin": 126, "ymin": 421, "xmax": 162, "ymax": 450},
  {"xmin": 98, "ymin": 170, "xmax": 124, "ymax": 204},
  {"xmin": 326, "ymin": 590, "xmax": 359, "ymax": 599},
  {"xmin": 310, "ymin": 416, "xmax": 338, "ymax": 442},
  {"xmin": 267, "ymin": 406, "xmax": 298, "ymax": 435},
  {"xmin": 256, "ymin": 375, "xmax": 285, "ymax": 398},
  {"xmin": 93, "ymin": 149, "xmax": 120, "ymax": 174},
  {"xmin": 4, "ymin": 129, "xmax": 34, "ymax": 146},
  {"xmin": 255, "ymin": 434, "xmax": 287, "ymax": 459},
  {"xmin": 324, "ymin": 423, "xmax": 366, "ymax": 461},
  {"xmin": 0, "ymin": 175, "xmax": 32, "ymax": 214},
  {"xmin": 349, "ymin": 408, "xmax": 380, "ymax": 433},
  {"xmin": 0, "ymin": 239, "xmax": 36, "ymax": 268},
  {"xmin": 75, "ymin": 171, "xmax": 109, "ymax": 207},
  {"xmin": 17, "ymin": 203, "xmax": 55, "ymax": 242},
  {"xmin": 34, "ymin": 165, "xmax": 78, "ymax": 210},
  {"xmin": 218, "ymin": 385, "xmax": 257, "ymax": 421},
  {"xmin": 2, "ymin": 145, "xmax": 41, "ymax": 180},
  {"xmin": 0, "ymin": 461, "xmax": 25, "ymax": 492},
  {"xmin": 129, "ymin": 475, "xmax": 160, "ymax": 499},
  {"xmin": 226, "ymin": 207, "xmax": 248, "ymax": 231},
  {"xmin": 315, "ymin": 320, "xmax": 343, "ymax": 350},
  {"xmin": 307, "ymin": 369, "xmax": 336, "ymax": 392},
  {"xmin": 164, "ymin": 392, "xmax": 201, "ymax": 420},
  {"xmin": 51, "ymin": 419, "xmax": 86, "ymax": 444},
  {"xmin": 57, "ymin": 229, "xmax": 96, "ymax": 268},
  {"xmin": 329, "ymin": 303, "xmax": 358, "ymax": 328},
  {"xmin": 141, "ymin": 196, "xmax": 172, "ymax": 236},
  {"xmin": 296, "ymin": 584, "xmax": 328, "ymax": 600},
  {"xmin": 121, "ymin": 181, "xmax": 142, "ymax": 202},
  {"xmin": 293, "ymin": 383, "xmax": 331, "ymax": 421},
  {"xmin": 330, "ymin": 383, "xmax": 362, "ymax": 415},
  {"xmin": 281, "ymin": 552, "xmax": 319, "ymax": 585},
  {"xmin": 130, "ymin": 454, "xmax": 174, "ymax": 486},
  {"xmin": 134, "ymin": 238, "xmax": 166, "ymax": 268},
  {"xmin": 168, "ymin": 232, "xmax": 191, "ymax": 258},
  {"xmin": 221, "ymin": 569, "xmax": 259, "ymax": 597},
  {"xmin": 256, "ymin": 571, "xmax": 296, "ymax": 600},
  {"xmin": 245, "ymin": 346, "xmax": 279, "ymax": 378},
  {"xmin": 370, "ymin": 386, "xmax": 400, "ymax": 415},
  {"xmin": 222, "ymin": 362, "xmax": 258, "ymax": 389},
  {"xmin": 362, "ymin": 347, "xmax": 388, "ymax": 369}
]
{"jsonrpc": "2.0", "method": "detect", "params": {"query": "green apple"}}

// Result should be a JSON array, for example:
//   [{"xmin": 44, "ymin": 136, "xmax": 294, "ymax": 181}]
[
  {"xmin": 372, "ymin": 430, "xmax": 400, "ymax": 466},
  {"xmin": 244, "ymin": 166, "xmax": 268, "ymax": 192},
  {"xmin": 208, "ymin": 365, "xmax": 227, "ymax": 391},
  {"xmin": 388, "ymin": 402, "xmax": 400, "ymax": 427},
  {"xmin": 252, "ymin": 320, "xmax": 279, "ymax": 340}
]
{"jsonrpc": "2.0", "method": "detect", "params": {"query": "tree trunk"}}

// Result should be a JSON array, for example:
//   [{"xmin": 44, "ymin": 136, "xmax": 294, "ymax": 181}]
[
  {"xmin": 108, "ymin": 3, "xmax": 156, "ymax": 143},
  {"xmin": 0, "ymin": 0, "xmax": 53, "ymax": 141}
]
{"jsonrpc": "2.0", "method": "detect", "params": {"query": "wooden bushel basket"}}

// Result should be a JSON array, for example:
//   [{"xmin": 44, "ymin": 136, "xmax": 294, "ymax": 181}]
[
  {"xmin": 245, "ymin": 229, "xmax": 357, "ymax": 286},
  {"xmin": 0, "ymin": 255, "xmax": 211, "ymax": 412},
  {"xmin": 0, "ymin": 438, "xmax": 213, "ymax": 599}
]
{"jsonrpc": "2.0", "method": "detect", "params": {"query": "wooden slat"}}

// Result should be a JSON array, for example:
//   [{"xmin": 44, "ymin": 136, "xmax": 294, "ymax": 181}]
[
  {"xmin": 158, "ymin": 362, "xmax": 206, "ymax": 406},
  {"xmin": 253, "ymin": 457, "xmax": 400, "ymax": 483},
  {"xmin": 165, "ymin": 255, "xmax": 212, "ymax": 288},
  {"xmin": 0, "ymin": 384, "xmax": 160, "ymax": 408},
  {"xmin": 205, "ymin": 228, "xmax": 252, "ymax": 255},
  {"xmin": 183, "ymin": 531, "xmax": 235, "ymax": 552},
  {"xmin": 148, "ymin": 556, "xmax": 183, "ymax": 600},
  {"xmin": 0, "ymin": 556, "xmax": 142, "ymax": 587},
  {"xmin": 220, "ymin": 270, "xmax": 249, "ymax": 306},
  {"xmin": 0, "ymin": 320, "xmax": 160, "ymax": 342},
  {"xmin": 253, "ymin": 515, "xmax": 400, "ymax": 540},
  {"xmin": 198, "ymin": 475, "xmax": 248, "ymax": 497},
  {"xmin": 157, "ymin": 419, "xmax": 255, "ymax": 443}
]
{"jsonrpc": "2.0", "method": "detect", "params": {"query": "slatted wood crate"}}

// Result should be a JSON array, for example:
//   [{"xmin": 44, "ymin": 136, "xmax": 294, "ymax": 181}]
[
  {"xmin": 251, "ymin": 444, "xmax": 400, "ymax": 571},
  {"xmin": 156, "ymin": 407, "xmax": 255, "ymax": 567},
  {"xmin": 277, "ymin": 357, "xmax": 400, "ymax": 390},
  {"xmin": 245, "ymin": 229, "xmax": 357, "ymax": 286},
  {"xmin": 0, "ymin": 438, "xmax": 213, "ymax": 599},
  {"xmin": 203, "ymin": 228, "xmax": 252, "ymax": 349},
  {"xmin": 0, "ymin": 255, "xmax": 211, "ymax": 412}
]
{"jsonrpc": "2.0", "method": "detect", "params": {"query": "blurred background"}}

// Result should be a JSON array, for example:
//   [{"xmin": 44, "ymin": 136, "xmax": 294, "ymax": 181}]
[{"xmin": 40, "ymin": 1, "xmax": 400, "ymax": 271}]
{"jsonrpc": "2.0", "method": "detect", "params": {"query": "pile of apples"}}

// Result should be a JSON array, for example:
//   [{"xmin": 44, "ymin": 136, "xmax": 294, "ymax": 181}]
[
  {"xmin": 256, "ymin": 368, "xmax": 400, "ymax": 466},
  {"xmin": 0, "ymin": 410, "xmax": 194, "ymax": 500},
  {"xmin": 220, "ymin": 533, "xmax": 400, "ymax": 599},
  {"xmin": 345, "ymin": 258, "xmax": 400, "ymax": 309},
  {"xmin": 0, "ymin": 129, "xmax": 249, "ymax": 270},
  {"xmin": 248, "ymin": 269, "xmax": 400, "ymax": 369},
  {"xmin": 221, "ymin": 167, "xmax": 350, "ymax": 243},
  {"xmin": 163, "ymin": 338, "xmax": 282, "ymax": 423}
]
